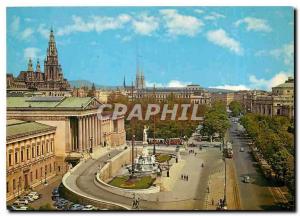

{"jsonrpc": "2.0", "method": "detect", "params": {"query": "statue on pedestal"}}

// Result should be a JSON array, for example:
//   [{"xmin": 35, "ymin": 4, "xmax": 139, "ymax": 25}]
[{"xmin": 143, "ymin": 125, "xmax": 149, "ymax": 145}]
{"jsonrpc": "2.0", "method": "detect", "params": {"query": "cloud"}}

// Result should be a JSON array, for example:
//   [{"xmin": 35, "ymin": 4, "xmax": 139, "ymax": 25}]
[
  {"xmin": 204, "ymin": 12, "xmax": 226, "ymax": 21},
  {"xmin": 255, "ymin": 42, "xmax": 294, "ymax": 66},
  {"xmin": 24, "ymin": 18, "xmax": 34, "ymax": 22},
  {"xmin": 209, "ymin": 85, "xmax": 250, "ymax": 91},
  {"xmin": 20, "ymin": 28, "xmax": 34, "ymax": 40},
  {"xmin": 10, "ymin": 16, "xmax": 20, "ymax": 34},
  {"xmin": 210, "ymin": 71, "xmax": 292, "ymax": 91},
  {"xmin": 132, "ymin": 14, "xmax": 159, "ymax": 36},
  {"xmin": 206, "ymin": 29, "xmax": 243, "ymax": 55},
  {"xmin": 145, "ymin": 81, "xmax": 164, "ymax": 88},
  {"xmin": 24, "ymin": 47, "xmax": 41, "ymax": 60},
  {"xmin": 194, "ymin": 9, "xmax": 205, "ymax": 14},
  {"xmin": 146, "ymin": 80, "xmax": 192, "ymax": 88},
  {"xmin": 249, "ymin": 71, "xmax": 292, "ymax": 90},
  {"xmin": 160, "ymin": 9, "xmax": 204, "ymax": 37},
  {"xmin": 167, "ymin": 80, "xmax": 192, "ymax": 87},
  {"xmin": 38, "ymin": 24, "xmax": 49, "ymax": 39},
  {"xmin": 235, "ymin": 17, "xmax": 272, "ymax": 32},
  {"xmin": 57, "ymin": 14, "xmax": 131, "ymax": 36}
]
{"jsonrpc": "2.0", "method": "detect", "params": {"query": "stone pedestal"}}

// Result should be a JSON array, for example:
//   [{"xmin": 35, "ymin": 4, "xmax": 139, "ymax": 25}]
[{"xmin": 176, "ymin": 152, "xmax": 181, "ymax": 161}]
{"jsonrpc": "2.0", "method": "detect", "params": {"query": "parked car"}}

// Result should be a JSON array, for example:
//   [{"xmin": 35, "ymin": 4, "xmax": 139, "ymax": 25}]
[
  {"xmin": 55, "ymin": 198, "xmax": 68, "ymax": 206},
  {"xmin": 12, "ymin": 205, "xmax": 28, "ymax": 211},
  {"xmin": 243, "ymin": 176, "xmax": 251, "ymax": 183},
  {"xmin": 28, "ymin": 192, "xmax": 39, "ymax": 200},
  {"xmin": 13, "ymin": 199, "xmax": 29, "ymax": 206},
  {"xmin": 70, "ymin": 204, "xmax": 84, "ymax": 210},
  {"xmin": 52, "ymin": 187, "xmax": 59, "ymax": 195},
  {"xmin": 56, "ymin": 200, "xmax": 69, "ymax": 210},
  {"xmin": 52, "ymin": 194, "xmax": 60, "ymax": 201},
  {"xmin": 82, "ymin": 205, "xmax": 97, "ymax": 210},
  {"xmin": 22, "ymin": 195, "xmax": 34, "ymax": 202}
]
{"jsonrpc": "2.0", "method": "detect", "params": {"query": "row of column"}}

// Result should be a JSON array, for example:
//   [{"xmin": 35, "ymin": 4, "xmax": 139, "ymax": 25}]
[{"xmin": 77, "ymin": 114, "xmax": 102, "ymax": 152}]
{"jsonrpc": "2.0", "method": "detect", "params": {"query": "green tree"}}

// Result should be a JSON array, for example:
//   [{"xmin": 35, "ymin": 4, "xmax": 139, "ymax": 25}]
[
  {"xmin": 202, "ymin": 102, "xmax": 230, "ymax": 142},
  {"xmin": 229, "ymin": 101, "xmax": 243, "ymax": 117}
]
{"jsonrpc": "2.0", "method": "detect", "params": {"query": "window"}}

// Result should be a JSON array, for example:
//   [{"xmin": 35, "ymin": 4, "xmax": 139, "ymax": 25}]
[
  {"xmin": 35, "ymin": 170, "xmax": 38, "ymax": 179},
  {"xmin": 42, "ymin": 141, "xmax": 45, "ymax": 154},
  {"xmin": 21, "ymin": 150, "xmax": 24, "ymax": 162},
  {"xmin": 37, "ymin": 145, "xmax": 40, "ymax": 156},
  {"xmin": 26, "ymin": 149, "xmax": 29, "ymax": 160},
  {"xmin": 40, "ymin": 167, "xmax": 43, "ymax": 177},
  {"xmin": 8, "ymin": 153, "xmax": 12, "ymax": 166},
  {"xmin": 13, "ymin": 179, "xmax": 16, "ymax": 190},
  {"xmin": 14, "ymin": 151, "xmax": 18, "ymax": 164},
  {"xmin": 51, "ymin": 139, "xmax": 54, "ymax": 152},
  {"xmin": 50, "ymin": 164, "xmax": 52, "ymax": 173},
  {"xmin": 6, "ymin": 181, "xmax": 9, "ymax": 193},
  {"xmin": 46, "ymin": 142, "xmax": 49, "ymax": 153},
  {"xmin": 32, "ymin": 147, "xmax": 35, "ymax": 158},
  {"xmin": 30, "ymin": 172, "xmax": 33, "ymax": 182}
]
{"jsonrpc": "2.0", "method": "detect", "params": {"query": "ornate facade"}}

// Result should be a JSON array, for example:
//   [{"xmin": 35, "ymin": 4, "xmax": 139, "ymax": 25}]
[
  {"xmin": 6, "ymin": 120, "xmax": 56, "ymax": 201},
  {"xmin": 242, "ymin": 77, "xmax": 294, "ymax": 119},
  {"xmin": 7, "ymin": 96, "xmax": 126, "ymax": 175},
  {"xmin": 7, "ymin": 29, "xmax": 70, "ymax": 96}
]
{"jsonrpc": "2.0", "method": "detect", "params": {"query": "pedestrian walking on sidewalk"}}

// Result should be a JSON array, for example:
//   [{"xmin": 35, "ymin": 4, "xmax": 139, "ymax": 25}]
[
  {"xmin": 187, "ymin": 175, "xmax": 189, "ymax": 181},
  {"xmin": 181, "ymin": 174, "xmax": 183, "ymax": 180}
]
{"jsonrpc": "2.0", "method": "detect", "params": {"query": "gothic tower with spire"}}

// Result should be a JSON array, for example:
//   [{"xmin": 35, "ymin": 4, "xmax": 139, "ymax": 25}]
[
  {"xmin": 10, "ymin": 28, "xmax": 70, "ymax": 93},
  {"xmin": 44, "ymin": 28, "xmax": 63, "ymax": 82}
]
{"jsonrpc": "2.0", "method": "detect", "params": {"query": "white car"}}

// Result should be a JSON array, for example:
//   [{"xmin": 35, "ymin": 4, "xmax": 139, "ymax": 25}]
[
  {"xmin": 243, "ymin": 176, "xmax": 251, "ymax": 183},
  {"xmin": 82, "ymin": 205, "xmax": 96, "ymax": 210},
  {"xmin": 15, "ymin": 206, "xmax": 28, "ymax": 211},
  {"xmin": 22, "ymin": 195, "xmax": 34, "ymax": 202},
  {"xmin": 28, "ymin": 192, "xmax": 39, "ymax": 200},
  {"xmin": 14, "ymin": 199, "xmax": 28, "ymax": 206}
]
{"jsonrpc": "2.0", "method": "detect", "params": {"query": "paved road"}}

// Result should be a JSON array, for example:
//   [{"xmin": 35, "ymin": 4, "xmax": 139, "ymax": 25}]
[
  {"xmin": 65, "ymin": 143, "xmax": 224, "ymax": 210},
  {"xmin": 229, "ymin": 121, "xmax": 280, "ymax": 210}
]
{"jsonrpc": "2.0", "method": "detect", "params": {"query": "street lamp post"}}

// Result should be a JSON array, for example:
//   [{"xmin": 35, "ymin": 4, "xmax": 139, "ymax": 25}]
[
  {"xmin": 131, "ymin": 134, "xmax": 135, "ymax": 178},
  {"xmin": 166, "ymin": 160, "xmax": 170, "ymax": 177},
  {"xmin": 89, "ymin": 136, "xmax": 93, "ymax": 153}
]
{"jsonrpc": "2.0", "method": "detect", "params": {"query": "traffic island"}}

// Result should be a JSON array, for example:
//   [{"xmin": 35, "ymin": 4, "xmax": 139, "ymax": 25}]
[{"xmin": 109, "ymin": 175, "xmax": 156, "ymax": 189}]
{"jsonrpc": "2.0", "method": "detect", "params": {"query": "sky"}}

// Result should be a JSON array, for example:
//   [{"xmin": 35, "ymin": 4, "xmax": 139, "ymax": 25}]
[{"xmin": 7, "ymin": 7, "xmax": 294, "ymax": 91}]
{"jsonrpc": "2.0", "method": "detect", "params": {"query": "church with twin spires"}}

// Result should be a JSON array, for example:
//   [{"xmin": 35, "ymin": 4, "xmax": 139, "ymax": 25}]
[{"xmin": 7, "ymin": 29, "xmax": 70, "ymax": 95}]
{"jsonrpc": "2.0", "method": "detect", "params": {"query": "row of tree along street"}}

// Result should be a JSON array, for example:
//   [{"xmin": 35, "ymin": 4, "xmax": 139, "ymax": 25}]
[
  {"xmin": 201, "ymin": 101, "xmax": 230, "ymax": 143},
  {"xmin": 107, "ymin": 92, "xmax": 205, "ymax": 141},
  {"xmin": 240, "ymin": 112, "xmax": 294, "ymax": 196}
]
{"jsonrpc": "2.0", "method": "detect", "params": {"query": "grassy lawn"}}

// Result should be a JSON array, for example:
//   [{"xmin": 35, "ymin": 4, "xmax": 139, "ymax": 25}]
[
  {"xmin": 109, "ymin": 175, "xmax": 155, "ymax": 189},
  {"xmin": 155, "ymin": 154, "xmax": 172, "ymax": 163}
]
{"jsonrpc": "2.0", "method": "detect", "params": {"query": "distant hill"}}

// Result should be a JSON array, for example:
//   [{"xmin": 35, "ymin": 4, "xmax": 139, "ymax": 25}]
[
  {"xmin": 205, "ymin": 88, "xmax": 235, "ymax": 93},
  {"xmin": 69, "ymin": 80, "xmax": 122, "ymax": 89},
  {"xmin": 69, "ymin": 80, "xmax": 94, "ymax": 88}
]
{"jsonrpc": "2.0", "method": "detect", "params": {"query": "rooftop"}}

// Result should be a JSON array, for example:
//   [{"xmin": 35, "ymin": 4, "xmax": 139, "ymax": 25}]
[
  {"xmin": 7, "ymin": 96, "xmax": 99, "ymax": 109},
  {"xmin": 273, "ymin": 82, "xmax": 294, "ymax": 88},
  {"xmin": 7, "ymin": 119, "xmax": 56, "ymax": 141}
]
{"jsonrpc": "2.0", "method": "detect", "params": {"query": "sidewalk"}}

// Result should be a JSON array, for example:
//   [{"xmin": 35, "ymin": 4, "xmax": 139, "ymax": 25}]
[
  {"xmin": 226, "ymin": 159, "xmax": 241, "ymax": 210},
  {"xmin": 204, "ymin": 159, "xmax": 225, "ymax": 210}
]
